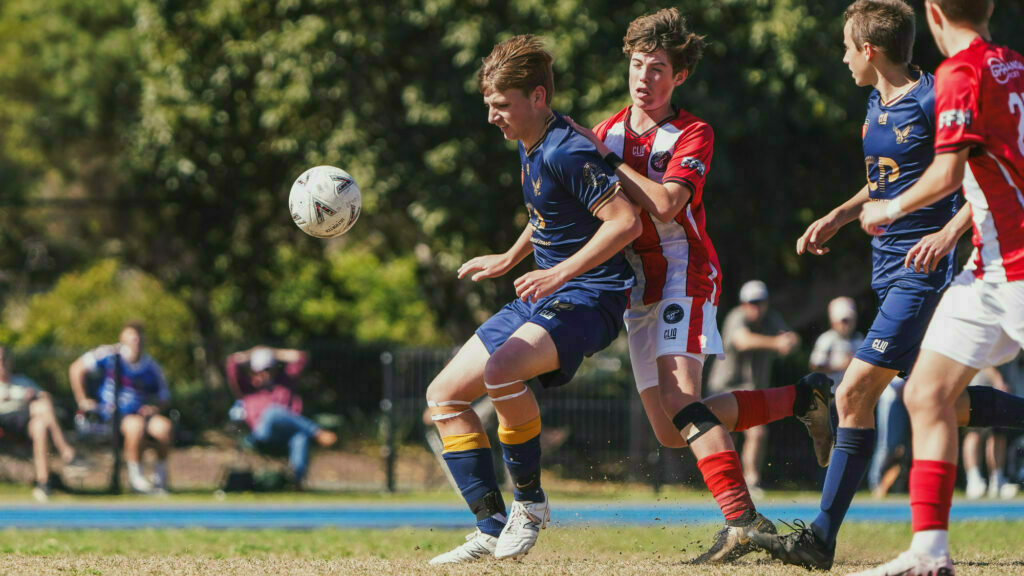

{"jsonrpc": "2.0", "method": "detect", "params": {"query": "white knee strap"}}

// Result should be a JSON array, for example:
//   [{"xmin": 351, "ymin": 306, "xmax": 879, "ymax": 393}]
[
  {"xmin": 489, "ymin": 385, "xmax": 529, "ymax": 403},
  {"xmin": 427, "ymin": 399, "xmax": 473, "ymax": 422},
  {"xmin": 484, "ymin": 381, "xmax": 520, "ymax": 391},
  {"xmin": 430, "ymin": 409, "xmax": 471, "ymax": 422}
]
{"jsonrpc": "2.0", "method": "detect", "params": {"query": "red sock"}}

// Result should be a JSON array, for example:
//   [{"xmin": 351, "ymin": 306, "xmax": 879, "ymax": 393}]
[
  {"xmin": 910, "ymin": 460, "xmax": 956, "ymax": 532},
  {"xmin": 732, "ymin": 386, "xmax": 795, "ymax": 431},
  {"xmin": 697, "ymin": 450, "xmax": 754, "ymax": 521}
]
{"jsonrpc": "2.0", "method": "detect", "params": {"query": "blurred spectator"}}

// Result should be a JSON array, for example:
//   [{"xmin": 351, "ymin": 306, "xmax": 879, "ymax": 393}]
[
  {"xmin": 809, "ymin": 297, "xmax": 864, "ymax": 389},
  {"xmin": 0, "ymin": 346, "xmax": 80, "ymax": 501},
  {"xmin": 69, "ymin": 322, "xmax": 173, "ymax": 495},
  {"xmin": 869, "ymin": 376, "xmax": 908, "ymax": 498},
  {"xmin": 226, "ymin": 347, "xmax": 336, "ymax": 489},
  {"xmin": 963, "ymin": 366, "xmax": 1019, "ymax": 499},
  {"xmin": 708, "ymin": 280, "xmax": 799, "ymax": 495}
]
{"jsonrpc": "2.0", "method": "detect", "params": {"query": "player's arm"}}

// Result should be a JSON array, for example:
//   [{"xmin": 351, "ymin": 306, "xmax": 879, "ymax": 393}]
[
  {"xmin": 565, "ymin": 116, "xmax": 691, "ymax": 222},
  {"xmin": 458, "ymin": 224, "xmax": 534, "ymax": 282},
  {"xmin": 69, "ymin": 350, "xmax": 102, "ymax": 411},
  {"xmin": 905, "ymin": 202, "xmax": 972, "ymax": 272},
  {"xmin": 861, "ymin": 149, "xmax": 969, "ymax": 234},
  {"xmin": 731, "ymin": 327, "xmax": 791, "ymax": 353},
  {"xmin": 514, "ymin": 188, "xmax": 641, "ymax": 302},
  {"xmin": 797, "ymin": 184, "xmax": 871, "ymax": 256}
]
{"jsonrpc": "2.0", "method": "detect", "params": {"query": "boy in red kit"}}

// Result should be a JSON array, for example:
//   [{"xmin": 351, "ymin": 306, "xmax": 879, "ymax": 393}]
[
  {"xmin": 568, "ymin": 7, "xmax": 834, "ymax": 563},
  {"xmin": 857, "ymin": 0, "xmax": 1024, "ymax": 573}
]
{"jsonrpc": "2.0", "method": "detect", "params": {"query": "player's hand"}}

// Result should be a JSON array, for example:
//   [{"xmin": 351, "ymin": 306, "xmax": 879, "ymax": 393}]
[
  {"xmin": 775, "ymin": 332, "xmax": 800, "ymax": 356},
  {"xmin": 796, "ymin": 212, "xmax": 841, "ymax": 256},
  {"xmin": 514, "ymin": 268, "xmax": 568, "ymax": 303},
  {"xmin": 564, "ymin": 116, "xmax": 610, "ymax": 156},
  {"xmin": 458, "ymin": 254, "xmax": 511, "ymax": 282},
  {"xmin": 905, "ymin": 230, "xmax": 956, "ymax": 273},
  {"xmin": 77, "ymin": 398, "xmax": 98, "ymax": 412},
  {"xmin": 859, "ymin": 202, "xmax": 891, "ymax": 236}
]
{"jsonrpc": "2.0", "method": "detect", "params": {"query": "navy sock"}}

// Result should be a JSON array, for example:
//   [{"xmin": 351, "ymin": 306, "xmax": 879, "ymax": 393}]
[
  {"xmin": 442, "ymin": 448, "xmax": 507, "ymax": 536},
  {"xmin": 811, "ymin": 427, "xmax": 876, "ymax": 547},
  {"xmin": 967, "ymin": 386, "xmax": 1024, "ymax": 429},
  {"xmin": 501, "ymin": 435, "xmax": 544, "ymax": 502}
]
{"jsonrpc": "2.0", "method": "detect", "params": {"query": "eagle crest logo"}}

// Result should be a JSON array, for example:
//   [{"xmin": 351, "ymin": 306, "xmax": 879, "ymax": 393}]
[{"xmin": 893, "ymin": 124, "xmax": 912, "ymax": 144}]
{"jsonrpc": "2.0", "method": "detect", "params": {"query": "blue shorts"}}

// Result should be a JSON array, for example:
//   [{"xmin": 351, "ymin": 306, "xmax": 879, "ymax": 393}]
[
  {"xmin": 475, "ymin": 285, "xmax": 627, "ymax": 388},
  {"xmin": 854, "ymin": 281, "xmax": 944, "ymax": 376}
]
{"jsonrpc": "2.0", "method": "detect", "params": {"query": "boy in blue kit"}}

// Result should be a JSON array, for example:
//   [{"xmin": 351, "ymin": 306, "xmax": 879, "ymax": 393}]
[
  {"xmin": 425, "ymin": 35, "xmax": 642, "ymax": 564},
  {"xmin": 754, "ymin": 0, "xmax": 1024, "ymax": 569}
]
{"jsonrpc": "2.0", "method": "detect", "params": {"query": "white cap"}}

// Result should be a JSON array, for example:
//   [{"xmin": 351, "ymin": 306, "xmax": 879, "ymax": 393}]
[
  {"xmin": 739, "ymin": 280, "xmax": 769, "ymax": 303},
  {"xmin": 828, "ymin": 297, "xmax": 857, "ymax": 322},
  {"xmin": 250, "ymin": 348, "xmax": 275, "ymax": 373}
]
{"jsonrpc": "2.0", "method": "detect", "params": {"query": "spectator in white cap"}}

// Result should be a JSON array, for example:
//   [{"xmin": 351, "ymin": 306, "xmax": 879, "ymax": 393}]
[
  {"xmin": 708, "ymin": 280, "xmax": 799, "ymax": 496},
  {"xmin": 226, "ymin": 346, "xmax": 337, "ymax": 489},
  {"xmin": 810, "ymin": 297, "xmax": 864, "ymax": 389}
]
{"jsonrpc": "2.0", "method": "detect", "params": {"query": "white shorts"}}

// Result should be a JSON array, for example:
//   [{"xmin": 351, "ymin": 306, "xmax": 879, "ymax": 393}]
[
  {"xmin": 625, "ymin": 297, "xmax": 724, "ymax": 393},
  {"xmin": 920, "ymin": 270, "xmax": 1024, "ymax": 370}
]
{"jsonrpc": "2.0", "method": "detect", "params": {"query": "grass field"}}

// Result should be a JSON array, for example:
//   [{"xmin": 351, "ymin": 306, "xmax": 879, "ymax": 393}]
[{"xmin": 1, "ymin": 521, "xmax": 1021, "ymax": 575}]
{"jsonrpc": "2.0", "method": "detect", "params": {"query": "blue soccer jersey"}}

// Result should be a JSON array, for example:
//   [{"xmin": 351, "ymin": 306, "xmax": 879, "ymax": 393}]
[
  {"xmin": 863, "ymin": 70, "xmax": 962, "ymax": 291},
  {"xmin": 519, "ymin": 113, "xmax": 635, "ymax": 292},
  {"xmin": 83, "ymin": 345, "xmax": 170, "ymax": 420}
]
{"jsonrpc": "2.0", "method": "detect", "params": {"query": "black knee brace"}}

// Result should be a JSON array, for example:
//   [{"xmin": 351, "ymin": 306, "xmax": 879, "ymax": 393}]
[
  {"xmin": 469, "ymin": 489, "xmax": 506, "ymax": 521},
  {"xmin": 671, "ymin": 402, "xmax": 722, "ymax": 444}
]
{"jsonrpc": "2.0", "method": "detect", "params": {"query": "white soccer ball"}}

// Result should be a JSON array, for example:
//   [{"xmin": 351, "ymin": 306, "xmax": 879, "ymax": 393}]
[{"xmin": 288, "ymin": 165, "xmax": 362, "ymax": 238}]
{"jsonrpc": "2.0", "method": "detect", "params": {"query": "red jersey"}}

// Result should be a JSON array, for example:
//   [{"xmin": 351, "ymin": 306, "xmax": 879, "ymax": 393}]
[
  {"xmin": 593, "ymin": 106, "xmax": 722, "ymax": 306},
  {"xmin": 934, "ymin": 38, "xmax": 1024, "ymax": 283}
]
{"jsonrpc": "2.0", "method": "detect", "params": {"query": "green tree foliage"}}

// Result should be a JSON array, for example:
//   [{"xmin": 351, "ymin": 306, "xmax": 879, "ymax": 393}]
[{"xmin": 0, "ymin": 259, "xmax": 198, "ymax": 393}]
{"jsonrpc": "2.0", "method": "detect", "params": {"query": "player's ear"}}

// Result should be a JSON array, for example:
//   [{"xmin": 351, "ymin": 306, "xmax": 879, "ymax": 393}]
[
  {"xmin": 531, "ymin": 85, "xmax": 546, "ymax": 108},
  {"xmin": 926, "ymin": 1, "xmax": 944, "ymax": 30},
  {"xmin": 674, "ymin": 69, "xmax": 689, "ymax": 87}
]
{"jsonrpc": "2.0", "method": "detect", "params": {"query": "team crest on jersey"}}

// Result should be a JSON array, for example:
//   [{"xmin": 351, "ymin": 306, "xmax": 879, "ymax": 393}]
[
  {"xmin": 893, "ymin": 124, "xmax": 912, "ymax": 144},
  {"xmin": 988, "ymin": 56, "xmax": 1024, "ymax": 84},
  {"xmin": 650, "ymin": 151, "xmax": 672, "ymax": 172},
  {"xmin": 662, "ymin": 304, "xmax": 685, "ymax": 324},
  {"xmin": 679, "ymin": 156, "xmax": 706, "ymax": 177},
  {"xmin": 583, "ymin": 162, "xmax": 610, "ymax": 190},
  {"xmin": 878, "ymin": 112, "xmax": 888, "ymax": 125}
]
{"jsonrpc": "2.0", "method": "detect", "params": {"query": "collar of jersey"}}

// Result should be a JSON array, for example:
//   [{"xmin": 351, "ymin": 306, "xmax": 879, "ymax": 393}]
[
  {"xmin": 524, "ymin": 113, "xmax": 558, "ymax": 157},
  {"xmin": 625, "ymin": 105, "xmax": 678, "ymax": 139},
  {"xmin": 878, "ymin": 67, "xmax": 924, "ymax": 108}
]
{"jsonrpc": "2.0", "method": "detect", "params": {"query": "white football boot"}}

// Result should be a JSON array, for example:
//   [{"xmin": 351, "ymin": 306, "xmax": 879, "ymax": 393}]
[
  {"xmin": 494, "ymin": 497, "xmax": 550, "ymax": 559},
  {"xmin": 428, "ymin": 529, "xmax": 498, "ymax": 565},
  {"xmin": 846, "ymin": 549, "xmax": 954, "ymax": 576}
]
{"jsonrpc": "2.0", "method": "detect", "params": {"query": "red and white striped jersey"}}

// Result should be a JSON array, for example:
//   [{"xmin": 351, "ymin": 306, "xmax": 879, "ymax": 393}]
[
  {"xmin": 594, "ymin": 105, "xmax": 722, "ymax": 306},
  {"xmin": 934, "ymin": 38, "xmax": 1024, "ymax": 283}
]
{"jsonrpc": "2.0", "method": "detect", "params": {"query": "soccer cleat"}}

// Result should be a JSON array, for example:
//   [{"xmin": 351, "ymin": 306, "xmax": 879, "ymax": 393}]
[
  {"xmin": 494, "ymin": 497, "xmax": 549, "ymax": 559},
  {"xmin": 750, "ymin": 519, "xmax": 835, "ymax": 570},
  {"xmin": 795, "ymin": 373, "xmax": 835, "ymax": 467},
  {"xmin": 690, "ymin": 511, "xmax": 777, "ymax": 564},
  {"xmin": 428, "ymin": 529, "xmax": 498, "ymax": 565},
  {"xmin": 846, "ymin": 549, "xmax": 954, "ymax": 575},
  {"xmin": 32, "ymin": 481, "xmax": 53, "ymax": 503}
]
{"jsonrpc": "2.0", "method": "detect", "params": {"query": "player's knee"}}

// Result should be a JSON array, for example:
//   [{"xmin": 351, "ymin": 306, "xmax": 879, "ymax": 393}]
[
  {"xmin": 653, "ymin": 427, "xmax": 686, "ymax": 449},
  {"xmin": 121, "ymin": 414, "xmax": 145, "ymax": 436},
  {"xmin": 28, "ymin": 416, "xmax": 48, "ymax": 438},
  {"xmin": 670, "ymin": 401, "xmax": 722, "ymax": 445},
  {"xmin": 658, "ymin": 385, "xmax": 698, "ymax": 417},
  {"xmin": 903, "ymin": 380, "xmax": 941, "ymax": 415},
  {"xmin": 482, "ymin": 353, "xmax": 517, "ymax": 388},
  {"xmin": 148, "ymin": 415, "xmax": 173, "ymax": 440},
  {"xmin": 835, "ymin": 381, "xmax": 870, "ymax": 418}
]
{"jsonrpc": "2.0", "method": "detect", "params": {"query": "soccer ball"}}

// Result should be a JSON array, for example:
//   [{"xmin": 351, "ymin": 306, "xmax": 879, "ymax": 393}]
[{"xmin": 288, "ymin": 165, "xmax": 362, "ymax": 238}]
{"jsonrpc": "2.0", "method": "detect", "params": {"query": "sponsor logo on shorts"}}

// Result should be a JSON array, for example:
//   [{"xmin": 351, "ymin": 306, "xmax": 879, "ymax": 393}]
[
  {"xmin": 872, "ymin": 339, "xmax": 889, "ymax": 353},
  {"xmin": 663, "ymin": 328, "xmax": 677, "ymax": 340},
  {"xmin": 662, "ymin": 304, "xmax": 685, "ymax": 324},
  {"xmin": 539, "ymin": 300, "xmax": 575, "ymax": 320}
]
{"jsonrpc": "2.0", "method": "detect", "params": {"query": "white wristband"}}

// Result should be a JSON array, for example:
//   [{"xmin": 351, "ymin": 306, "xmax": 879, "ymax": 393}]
[{"xmin": 885, "ymin": 197, "xmax": 906, "ymax": 221}]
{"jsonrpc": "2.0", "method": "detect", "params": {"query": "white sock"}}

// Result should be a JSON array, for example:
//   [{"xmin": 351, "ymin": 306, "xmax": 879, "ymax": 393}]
[
  {"xmin": 966, "ymin": 467, "xmax": 985, "ymax": 486},
  {"xmin": 910, "ymin": 529, "xmax": 949, "ymax": 558},
  {"xmin": 127, "ymin": 461, "xmax": 145, "ymax": 482},
  {"xmin": 990, "ymin": 469, "xmax": 1007, "ymax": 487}
]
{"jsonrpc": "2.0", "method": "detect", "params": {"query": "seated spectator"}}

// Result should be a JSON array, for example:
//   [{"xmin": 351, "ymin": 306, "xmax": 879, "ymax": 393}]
[
  {"xmin": 226, "ymin": 347, "xmax": 336, "ymax": 489},
  {"xmin": 68, "ymin": 322, "xmax": 173, "ymax": 494},
  {"xmin": 810, "ymin": 296, "xmax": 864, "ymax": 390},
  {"xmin": 0, "ymin": 346, "xmax": 79, "ymax": 501}
]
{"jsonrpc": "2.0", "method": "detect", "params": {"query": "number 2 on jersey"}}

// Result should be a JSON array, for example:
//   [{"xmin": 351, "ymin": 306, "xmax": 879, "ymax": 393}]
[{"xmin": 1011, "ymin": 92, "xmax": 1024, "ymax": 158}]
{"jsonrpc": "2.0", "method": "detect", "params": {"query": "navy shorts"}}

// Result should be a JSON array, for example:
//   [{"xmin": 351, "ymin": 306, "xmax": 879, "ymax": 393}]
[
  {"xmin": 475, "ymin": 285, "xmax": 627, "ymax": 388},
  {"xmin": 854, "ymin": 281, "xmax": 944, "ymax": 376}
]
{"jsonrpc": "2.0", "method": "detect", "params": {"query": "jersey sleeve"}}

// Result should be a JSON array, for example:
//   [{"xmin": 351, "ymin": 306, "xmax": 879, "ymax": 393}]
[
  {"xmin": 81, "ymin": 345, "xmax": 118, "ymax": 373},
  {"xmin": 934, "ymin": 60, "xmax": 984, "ymax": 154},
  {"xmin": 151, "ymin": 363, "xmax": 170, "ymax": 404},
  {"xmin": 548, "ymin": 140, "xmax": 622, "ymax": 215},
  {"xmin": 662, "ymin": 122, "xmax": 713, "ymax": 205}
]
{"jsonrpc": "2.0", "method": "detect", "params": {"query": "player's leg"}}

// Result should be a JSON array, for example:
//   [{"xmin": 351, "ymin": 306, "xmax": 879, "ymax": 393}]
[
  {"xmin": 29, "ymin": 394, "xmax": 75, "ymax": 463},
  {"xmin": 287, "ymin": 430, "xmax": 311, "ymax": 487},
  {"xmin": 962, "ymin": 429, "xmax": 987, "ymax": 499},
  {"xmin": 146, "ymin": 414, "xmax": 173, "ymax": 491},
  {"xmin": 425, "ymin": 334, "xmax": 502, "ymax": 565},
  {"xmin": 121, "ymin": 414, "xmax": 152, "ymax": 493},
  {"xmin": 27, "ymin": 411, "xmax": 51, "ymax": 487},
  {"xmin": 740, "ymin": 426, "xmax": 768, "ymax": 492}
]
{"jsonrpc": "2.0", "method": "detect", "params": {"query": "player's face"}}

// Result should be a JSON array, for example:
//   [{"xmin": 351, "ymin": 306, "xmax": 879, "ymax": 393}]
[
  {"xmin": 833, "ymin": 316, "xmax": 856, "ymax": 337},
  {"xmin": 120, "ymin": 327, "xmax": 142, "ymax": 364},
  {"xmin": 484, "ymin": 87, "xmax": 543, "ymax": 142},
  {"xmin": 629, "ymin": 51, "xmax": 686, "ymax": 112},
  {"xmin": 842, "ymin": 21, "xmax": 875, "ymax": 87}
]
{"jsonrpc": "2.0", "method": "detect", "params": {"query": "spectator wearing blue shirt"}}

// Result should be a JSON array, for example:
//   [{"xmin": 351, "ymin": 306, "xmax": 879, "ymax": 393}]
[{"xmin": 69, "ymin": 323, "xmax": 173, "ymax": 494}]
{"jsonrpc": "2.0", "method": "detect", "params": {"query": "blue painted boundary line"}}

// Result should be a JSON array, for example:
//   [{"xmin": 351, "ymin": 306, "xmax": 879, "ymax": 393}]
[{"xmin": 1, "ymin": 501, "xmax": 1022, "ymax": 530}]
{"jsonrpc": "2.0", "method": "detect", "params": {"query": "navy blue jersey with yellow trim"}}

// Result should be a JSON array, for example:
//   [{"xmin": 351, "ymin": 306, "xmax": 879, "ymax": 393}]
[
  {"xmin": 519, "ymin": 112, "xmax": 635, "ymax": 292},
  {"xmin": 863, "ymin": 70, "xmax": 962, "ymax": 291}
]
